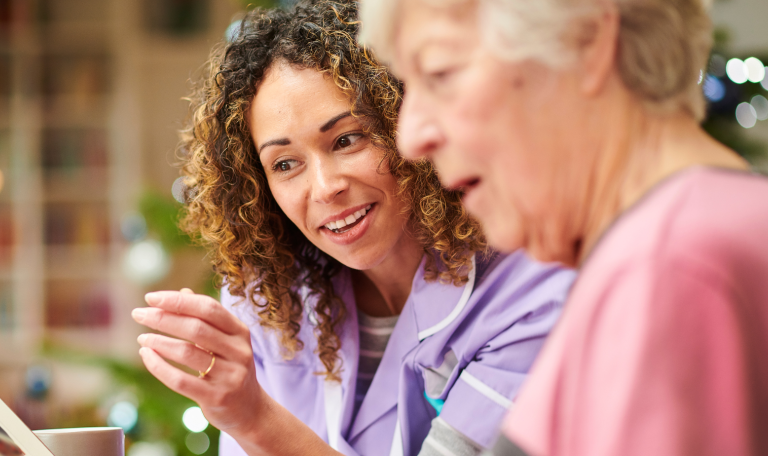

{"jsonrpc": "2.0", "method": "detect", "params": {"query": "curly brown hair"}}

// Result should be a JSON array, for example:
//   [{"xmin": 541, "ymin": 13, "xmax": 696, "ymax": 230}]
[{"xmin": 179, "ymin": 0, "xmax": 486, "ymax": 380}]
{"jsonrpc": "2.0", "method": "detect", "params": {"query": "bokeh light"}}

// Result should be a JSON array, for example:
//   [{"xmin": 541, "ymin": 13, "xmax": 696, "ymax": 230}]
[
  {"xmin": 762, "ymin": 71, "xmax": 768, "ymax": 91},
  {"xmin": 121, "ymin": 212, "xmax": 148, "ymax": 242},
  {"xmin": 182, "ymin": 406, "xmax": 209, "ymax": 433},
  {"xmin": 127, "ymin": 441, "xmax": 175, "ymax": 456},
  {"xmin": 107, "ymin": 401, "xmax": 139, "ymax": 432},
  {"xmin": 703, "ymin": 75, "xmax": 726, "ymax": 102},
  {"xmin": 171, "ymin": 177, "xmax": 188, "ymax": 204},
  {"xmin": 751, "ymin": 95, "xmax": 768, "ymax": 121},
  {"xmin": 185, "ymin": 432, "xmax": 210, "ymax": 455},
  {"xmin": 25, "ymin": 365, "xmax": 52, "ymax": 399},
  {"xmin": 744, "ymin": 57, "xmax": 766, "ymax": 83},
  {"xmin": 225, "ymin": 20, "xmax": 243, "ymax": 42},
  {"xmin": 123, "ymin": 239, "xmax": 171, "ymax": 284},
  {"xmin": 735, "ymin": 102, "xmax": 758, "ymax": 129},
  {"xmin": 726, "ymin": 58, "xmax": 748, "ymax": 84}
]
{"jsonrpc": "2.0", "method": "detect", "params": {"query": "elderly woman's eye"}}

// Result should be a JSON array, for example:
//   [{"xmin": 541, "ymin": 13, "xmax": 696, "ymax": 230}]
[
  {"xmin": 425, "ymin": 67, "xmax": 457, "ymax": 86},
  {"xmin": 429, "ymin": 69, "xmax": 453, "ymax": 79}
]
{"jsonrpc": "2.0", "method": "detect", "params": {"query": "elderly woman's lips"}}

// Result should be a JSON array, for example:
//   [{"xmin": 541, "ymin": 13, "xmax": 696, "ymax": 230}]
[{"xmin": 448, "ymin": 177, "xmax": 481, "ymax": 192}]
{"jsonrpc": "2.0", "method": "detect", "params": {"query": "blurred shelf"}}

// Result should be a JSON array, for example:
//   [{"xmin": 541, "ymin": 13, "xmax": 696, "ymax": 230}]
[
  {"xmin": 45, "ymin": 244, "xmax": 111, "ymax": 266},
  {"xmin": 0, "ymin": 333, "xmax": 35, "ymax": 364},
  {"xmin": 0, "ymin": 0, "xmax": 205, "ymax": 388},
  {"xmin": 44, "ymin": 328, "xmax": 114, "ymax": 353},
  {"xmin": 43, "ymin": 95, "xmax": 110, "ymax": 128},
  {"xmin": 45, "ymin": 260, "xmax": 112, "ymax": 281},
  {"xmin": 0, "ymin": 100, "xmax": 9, "ymax": 129},
  {"xmin": 44, "ymin": 202, "xmax": 111, "ymax": 246},
  {"xmin": 41, "ymin": 23, "xmax": 109, "ymax": 50},
  {"xmin": 45, "ymin": 277, "xmax": 113, "ymax": 329},
  {"xmin": 41, "ymin": 0, "xmax": 110, "ymax": 27},
  {"xmin": 0, "ymin": 255, "xmax": 14, "ymax": 278},
  {"xmin": 43, "ymin": 168, "xmax": 109, "ymax": 202}
]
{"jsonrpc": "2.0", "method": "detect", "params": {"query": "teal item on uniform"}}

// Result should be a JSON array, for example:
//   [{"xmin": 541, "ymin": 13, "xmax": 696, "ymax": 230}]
[{"xmin": 423, "ymin": 391, "xmax": 445, "ymax": 416}]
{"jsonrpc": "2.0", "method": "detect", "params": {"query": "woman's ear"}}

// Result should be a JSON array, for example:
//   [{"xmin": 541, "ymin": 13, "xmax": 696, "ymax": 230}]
[{"xmin": 576, "ymin": 2, "xmax": 621, "ymax": 97}]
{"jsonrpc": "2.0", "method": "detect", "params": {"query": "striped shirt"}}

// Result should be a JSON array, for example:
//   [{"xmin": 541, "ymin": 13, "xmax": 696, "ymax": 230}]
[{"xmin": 354, "ymin": 311, "xmax": 399, "ymax": 418}]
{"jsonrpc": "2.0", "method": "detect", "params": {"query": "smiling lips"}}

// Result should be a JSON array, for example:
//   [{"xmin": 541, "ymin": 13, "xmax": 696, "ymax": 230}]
[{"xmin": 325, "ymin": 204, "xmax": 373, "ymax": 233}]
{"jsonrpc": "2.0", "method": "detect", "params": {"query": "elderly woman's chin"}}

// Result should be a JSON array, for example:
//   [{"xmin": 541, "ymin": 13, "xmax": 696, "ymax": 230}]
[
  {"xmin": 478, "ymin": 214, "xmax": 524, "ymax": 255},
  {"xmin": 475, "ymin": 204, "xmax": 573, "ymax": 265}
]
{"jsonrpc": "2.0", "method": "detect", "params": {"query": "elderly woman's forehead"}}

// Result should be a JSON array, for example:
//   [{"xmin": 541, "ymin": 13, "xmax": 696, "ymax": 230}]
[
  {"xmin": 401, "ymin": 0, "xmax": 477, "ymax": 24},
  {"xmin": 359, "ymin": 0, "xmax": 478, "ymax": 64},
  {"xmin": 396, "ymin": 0, "xmax": 479, "ymax": 49}
]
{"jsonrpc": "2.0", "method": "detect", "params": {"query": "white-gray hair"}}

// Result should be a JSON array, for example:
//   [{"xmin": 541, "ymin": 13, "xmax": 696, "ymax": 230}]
[{"xmin": 359, "ymin": 0, "xmax": 713, "ymax": 120}]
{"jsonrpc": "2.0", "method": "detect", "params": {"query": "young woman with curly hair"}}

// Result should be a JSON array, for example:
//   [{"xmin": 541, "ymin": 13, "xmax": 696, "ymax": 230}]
[{"xmin": 131, "ymin": 1, "xmax": 574, "ymax": 455}]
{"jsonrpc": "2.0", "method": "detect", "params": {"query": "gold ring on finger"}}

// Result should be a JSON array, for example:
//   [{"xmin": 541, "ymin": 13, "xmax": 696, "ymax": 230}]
[{"xmin": 198, "ymin": 351, "xmax": 216, "ymax": 379}]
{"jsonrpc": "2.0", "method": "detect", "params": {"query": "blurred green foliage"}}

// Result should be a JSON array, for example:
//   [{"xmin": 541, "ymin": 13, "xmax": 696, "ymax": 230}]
[
  {"xmin": 139, "ymin": 190, "xmax": 194, "ymax": 254},
  {"xmin": 139, "ymin": 189, "xmax": 218, "ymax": 298},
  {"xmin": 703, "ymin": 117, "xmax": 767, "ymax": 162}
]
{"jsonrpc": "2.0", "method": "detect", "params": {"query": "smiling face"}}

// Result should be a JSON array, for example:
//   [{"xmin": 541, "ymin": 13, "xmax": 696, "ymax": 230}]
[
  {"xmin": 391, "ymin": 1, "xmax": 591, "ymax": 262},
  {"xmin": 249, "ymin": 62, "xmax": 414, "ymax": 271}
]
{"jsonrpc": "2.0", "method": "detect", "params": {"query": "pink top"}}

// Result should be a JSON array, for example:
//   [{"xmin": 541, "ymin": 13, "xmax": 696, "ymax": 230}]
[{"xmin": 503, "ymin": 168, "xmax": 768, "ymax": 456}]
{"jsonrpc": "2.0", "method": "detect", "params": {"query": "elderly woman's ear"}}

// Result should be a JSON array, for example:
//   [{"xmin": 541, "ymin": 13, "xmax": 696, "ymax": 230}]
[{"xmin": 575, "ymin": 3, "xmax": 621, "ymax": 96}]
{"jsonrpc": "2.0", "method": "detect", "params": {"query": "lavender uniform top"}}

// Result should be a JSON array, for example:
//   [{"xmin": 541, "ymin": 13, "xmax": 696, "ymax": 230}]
[{"xmin": 219, "ymin": 250, "xmax": 575, "ymax": 456}]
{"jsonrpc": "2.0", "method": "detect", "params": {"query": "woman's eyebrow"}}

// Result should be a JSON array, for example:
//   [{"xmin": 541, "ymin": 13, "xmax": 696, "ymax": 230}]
[
  {"xmin": 319, "ymin": 112, "xmax": 352, "ymax": 132},
  {"xmin": 258, "ymin": 138, "xmax": 291, "ymax": 154},
  {"xmin": 258, "ymin": 112, "xmax": 351, "ymax": 153}
]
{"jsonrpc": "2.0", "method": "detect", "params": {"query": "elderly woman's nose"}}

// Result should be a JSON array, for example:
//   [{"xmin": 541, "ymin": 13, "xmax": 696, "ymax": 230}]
[
  {"xmin": 310, "ymin": 160, "xmax": 349, "ymax": 203},
  {"xmin": 397, "ymin": 91, "xmax": 444, "ymax": 160}
]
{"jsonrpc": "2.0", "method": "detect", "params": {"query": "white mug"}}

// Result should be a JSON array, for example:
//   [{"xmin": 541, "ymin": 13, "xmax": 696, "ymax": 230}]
[{"xmin": 33, "ymin": 427, "xmax": 124, "ymax": 456}]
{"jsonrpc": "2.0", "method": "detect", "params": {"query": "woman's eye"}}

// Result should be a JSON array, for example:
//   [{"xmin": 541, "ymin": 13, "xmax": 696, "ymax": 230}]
[
  {"xmin": 334, "ymin": 133, "xmax": 364, "ymax": 150},
  {"xmin": 425, "ymin": 67, "xmax": 457, "ymax": 86},
  {"xmin": 272, "ymin": 159, "xmax": 299, "ymax": 173}
]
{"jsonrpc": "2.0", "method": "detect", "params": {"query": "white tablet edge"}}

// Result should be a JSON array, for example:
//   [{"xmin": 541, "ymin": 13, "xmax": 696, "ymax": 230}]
[{"xmin": 0, "ymin": 398, "xmax": 55, "ymax": 455}]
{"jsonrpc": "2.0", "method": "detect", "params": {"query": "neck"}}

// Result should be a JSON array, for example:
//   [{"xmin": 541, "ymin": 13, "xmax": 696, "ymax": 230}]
[
  {"xmin": 575, "ymin": 106, "xmax": 748, "ymax": 265},
  {"xmin": 351, "ymin": 230, "xmax": 424, "ymax": 317}
]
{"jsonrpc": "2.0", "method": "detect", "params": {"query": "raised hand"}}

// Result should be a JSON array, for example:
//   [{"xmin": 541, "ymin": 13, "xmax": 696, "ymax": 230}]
[
  {"xmin": 132, "ymin": 289, "xmax": 340, "ymax": 456},
  {"xmin": 131, "ymin": 289, "xmax": 263, "ymax": 434}
]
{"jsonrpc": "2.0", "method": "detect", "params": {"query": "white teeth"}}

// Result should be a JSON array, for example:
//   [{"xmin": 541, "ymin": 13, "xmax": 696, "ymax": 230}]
[{"xmin": 324, "ymin": 205, "xmax": 372, "ymax": 232}]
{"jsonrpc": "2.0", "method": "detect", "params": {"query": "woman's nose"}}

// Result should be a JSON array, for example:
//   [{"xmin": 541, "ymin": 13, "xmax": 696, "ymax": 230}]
[
  {"xmin": 396, "ymin": 90, "xmax": 445, "ymax": 160},
  {"xmin": 310, "ymin": 160, "xmax": 349, "ymax": 204}
]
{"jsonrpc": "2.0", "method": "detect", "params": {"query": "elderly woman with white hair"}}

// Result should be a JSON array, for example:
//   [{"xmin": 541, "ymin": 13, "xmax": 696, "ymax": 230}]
[{"xmin": 360, "ymin": 0, "xmax": 768, "ymax": 455}]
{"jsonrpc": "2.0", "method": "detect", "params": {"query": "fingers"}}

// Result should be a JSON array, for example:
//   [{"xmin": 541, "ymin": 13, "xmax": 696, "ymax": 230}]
[
  {"xmin": 139, "ymin": 347, "xmax": 208, "ymax": 400},
  {"xmin": 143, "ymin": 290, "xmax": 244, "ymax": 336},
  {"xmin": 132, "ymin": 307, "xmax": 234, "ymax": 357},
  {"xmin": 138, "ymin": 333, "xmax": 214, "ymax": 373}
]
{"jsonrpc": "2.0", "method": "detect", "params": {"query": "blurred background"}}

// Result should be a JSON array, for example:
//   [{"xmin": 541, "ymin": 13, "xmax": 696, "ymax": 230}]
[{"xmin": 0, "ymin": 0, "xmax": 766, "ymax": 455}]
